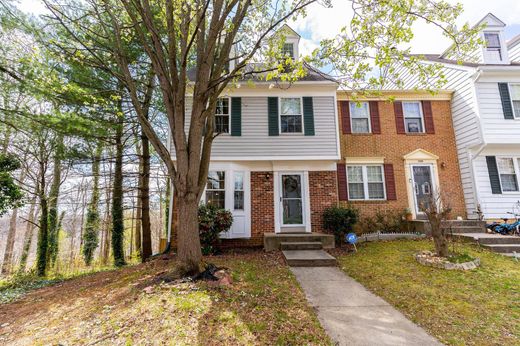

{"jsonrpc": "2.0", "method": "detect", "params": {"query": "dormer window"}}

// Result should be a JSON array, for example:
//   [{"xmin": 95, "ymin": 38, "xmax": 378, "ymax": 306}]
[
  {"xmin": 282, "ymin": 43, "xmax": 295, "ymax": 59},
  {"xmin": 484, "ymin": 32, "xmax": 503, "ymax": 62}
]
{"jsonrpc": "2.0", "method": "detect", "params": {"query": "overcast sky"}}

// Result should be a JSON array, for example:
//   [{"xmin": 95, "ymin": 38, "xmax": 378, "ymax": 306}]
[{"xmin": 16, "ymin": 0, "xmax": 520, "ymax": 55}]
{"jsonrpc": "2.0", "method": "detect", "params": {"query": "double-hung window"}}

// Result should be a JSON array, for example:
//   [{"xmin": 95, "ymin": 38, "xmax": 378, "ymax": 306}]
[
  {"xmin": 347, "ymin": 165, "xmax": 386, "ymax": 200},
  {"xmin": 509, "ymin": 84, "xmax": 520, "ymax": 119},
  {"xmin": 403, "ymin": 101, "xmax": 424, "ymax": 133},
  {"xmin": 497, "ymin": 158, "xmax": 519, "ymax": 192},
  {"xmin": 282, "ymin": 43, "xmax": 295, "ymax": 59},
  {"xmin": 215, "ymin": 98, "xmax": 230, "ymax": 133},
  {"xmin": 350, "ymin": 102, "xmax": 370, "ymax": 133},
  {"xmin": 484, "ymin": 32, "xmax": 502, "ymax": 61},
  {"xmin": 280, "ymin": 98, "xmax": 303, "ymax": 133},
  {"xmin": 206, "ymin": 171, "xmax": 226, "ymax": 208}
]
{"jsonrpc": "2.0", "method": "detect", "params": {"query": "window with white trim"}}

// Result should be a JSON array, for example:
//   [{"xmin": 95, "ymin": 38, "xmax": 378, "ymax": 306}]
[
  {"xmin": 347, "ymin": 165, "xmax": 386, "ymax": 200},
  {"xmin": 484, "ymin": 32, "xmax": 502, "ymax": 61},
  {"xmin": 510, "ymin": 84, "xmax": 520, "ymax": 119},
  {"xmin": 215, "ymin": 98, "xmax": 230, "ymax": 133},
  {"xmin": 282, "ymin": 43, "xmax": 295, "ymax": 59},
  {"xmin": 350, "ymin": 102, "xmax": 371, "ymax": 133},
  {"xmin": 497, "ymin": 158, "xmax": 519, "ymax": 192},
  {"xmin": 280, "ymin": 98, "xmax": 302, "ymax": 133},
  {"xmin": 403, "ymin": 101, "xmax": 424, "ymax": 133},
  {"xmin": 206, "ymin": 171, "xmax": 226, "ymax": 208}
]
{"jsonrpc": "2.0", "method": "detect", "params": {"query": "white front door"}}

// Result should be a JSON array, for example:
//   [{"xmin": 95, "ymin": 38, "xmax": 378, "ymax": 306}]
[
  {"xmin": 280, "ymin": 173, "xmax": 306, "ymax": 230},
  {"xmin": 204, "ymin": 169, "xmax": 251, "ymax": 239},
  {"xmin": 227, "ymin": 171, "xmax": 250, "ymax": 238},
  {"xmin": 411, "ymin": 164, "xmax": 434, "ymax": 215}
]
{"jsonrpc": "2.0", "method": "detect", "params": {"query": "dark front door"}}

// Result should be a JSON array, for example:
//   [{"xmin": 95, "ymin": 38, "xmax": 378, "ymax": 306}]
[
  {"xmin": 412, "ymin": 165, "xmax": 433, "ymax": 214},
  {"xmin": 281, "ymin": 174, "xmax": 304, "ymax": 226}
]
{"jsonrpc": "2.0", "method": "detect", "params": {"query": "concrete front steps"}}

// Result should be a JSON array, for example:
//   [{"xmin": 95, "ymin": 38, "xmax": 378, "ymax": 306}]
[
  {"xmin": 453, "ymin": 232, "xmax": 520, "ymax": 254},
  {"xmin": 441, "ymin": 220, "xmax": 487, "ymax": 234},
  {"xmin": 263, "ymin": 232, "xmax": 335, "ymax": 251},
  {"xmin": 263, "ymin": 233, "xmax": 337, "ymax": 267}
]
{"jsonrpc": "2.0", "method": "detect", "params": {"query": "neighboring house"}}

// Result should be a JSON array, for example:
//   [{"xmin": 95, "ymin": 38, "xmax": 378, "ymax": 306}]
[
  {"xmin": 336, "ymin": 91, "xmax": 466, "ymax": 220},
  {"xmin": 171, "ymin": 25, "xmax": 340, "ymax": 246},
  {"xmin": 393, "ymin": 13, "xmax": 520, "ymax": 220}
]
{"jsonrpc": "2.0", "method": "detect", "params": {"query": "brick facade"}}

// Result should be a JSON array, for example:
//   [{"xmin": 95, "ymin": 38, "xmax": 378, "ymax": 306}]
[
  {"xmin": 309, "ymin": 171, "xmax": 338, "ymax": 233},
  {"xmin": 338, "ymin": 98, "xmax": 466, "ymax": 219}
]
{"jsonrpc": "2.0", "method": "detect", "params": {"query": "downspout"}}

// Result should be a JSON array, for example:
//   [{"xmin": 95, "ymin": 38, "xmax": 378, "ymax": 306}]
[{"xmin": 467, "ymin": 68, "xmax": 486, "ymax": 219}]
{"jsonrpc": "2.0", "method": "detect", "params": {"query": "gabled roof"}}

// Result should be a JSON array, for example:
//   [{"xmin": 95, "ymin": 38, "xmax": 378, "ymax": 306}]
[
  {"xmin": 440, "ymin": 13, "xmax": 505, "ymax": 59},
  {"xmin": 187, "ymin": 62, "xmax": 336, "ymax": 83},
  {"xmin": 408, "ymin": 54, "xmax": 520, "ymax": 68},
  {"xmin": 508, "ymin": 34, "xmax": 520, "ymax": 49},
  {"xmin": 277, "ymin": 24, "xmax": 301, "ymax": 39},
  {"xmin": 475, "ymin": 13, "xmax": 506, "ymax": 28}
]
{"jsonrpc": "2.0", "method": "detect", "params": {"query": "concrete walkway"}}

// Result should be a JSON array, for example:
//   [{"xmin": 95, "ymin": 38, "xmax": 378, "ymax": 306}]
[{"xmin": 291, "ymin": 267, "xmax": 443, "ymax": 346}]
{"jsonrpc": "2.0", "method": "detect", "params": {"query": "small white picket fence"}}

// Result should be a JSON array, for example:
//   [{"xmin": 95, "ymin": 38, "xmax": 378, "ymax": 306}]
[{"xmin": 357, "ymin": 231, "xmax": 426, "ymax": 243}]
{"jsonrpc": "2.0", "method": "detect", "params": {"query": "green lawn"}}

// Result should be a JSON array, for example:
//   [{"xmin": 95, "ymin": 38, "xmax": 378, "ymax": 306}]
[
  {"xmin": 336, "ymin": 240, "xmax": 520, "ymax": 346},
  {"xmin": 0, "ymin": 251, "xmax": 331, "ymax": 345}
]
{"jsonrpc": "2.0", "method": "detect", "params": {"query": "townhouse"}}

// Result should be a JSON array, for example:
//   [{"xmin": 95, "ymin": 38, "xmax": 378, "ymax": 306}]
[
  {"xmin": 336, "ymin": 91, "xmax": 466, "ymax": 220},
  {"xmin": 396, "ymin": 13, "xmax": 520, "ymax": 220},
  {"xmin": 171, "ymin": 25, "xmax": 341, "ymax": 247}
]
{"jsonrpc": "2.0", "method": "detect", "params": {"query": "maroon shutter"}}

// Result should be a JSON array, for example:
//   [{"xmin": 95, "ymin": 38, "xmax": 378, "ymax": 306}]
[
  {"xmin": 422, "ymin": 101, "xmax": 435, "ymax": 134},
  {"xmin": 340, "ymin": 101, "xmax": 351, "ymax": 134},
  {"xmin": 394, "ymin": 101, "xmax": 405, "ymax": 134},
  {"xmin": 337, "ymin": 163, "xmax": 349, "ymax": 201},
  {"xmin": 384, "ymin": 164, "xmax": 397, "ymax": 200},
  {"xmin": 369, "ymin": 101, "xmax": 381, "ymax": 134}
]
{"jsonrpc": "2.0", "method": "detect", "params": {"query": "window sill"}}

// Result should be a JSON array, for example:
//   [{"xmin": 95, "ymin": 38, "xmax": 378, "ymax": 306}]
[
  {"xmin": 279, "ymin": 132, "xmax": 305, "ymax": 136},
  {"xmin": 348, "ymin": 199, "xmax": 389, "ymax": 203},
  {"xmin": 348, "ymin": 133, "xmax": 374, "ymax": 136},
  {"xmin": 403, "ymin": 132, "xmax": 427, "ymax": 136}
]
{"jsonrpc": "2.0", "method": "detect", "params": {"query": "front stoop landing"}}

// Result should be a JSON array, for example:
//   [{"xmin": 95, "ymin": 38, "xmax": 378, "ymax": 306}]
[
  {"xmin": 282, "ymin": 249, "xmax": 337, "ymax": 267},
  {"xmin": 263, "ymin": 232, "xmax": 335, "ymax": 251}
]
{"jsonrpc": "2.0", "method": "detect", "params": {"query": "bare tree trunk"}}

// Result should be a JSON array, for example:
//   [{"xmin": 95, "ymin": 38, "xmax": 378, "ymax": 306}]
[
  {"xmin": 431, "ymin": 219, "xmax": 449, "ymax": 257},
  {"xmin": 19, "ymin": 197, "xmax": 38, "ymax": 272},
  {"xmin": 134, "ymin": 140, "xmax": 142, "ymax": 257},
  {"xmin": 1, "ymin": 209, "xmax": 19, "ymax": 275},
  {"xmin": 2, "ymin": 168, "xmax": 27, "ymax": 274},
  {"xmin": 36, "ymin": 161, "xmax": 49, "ymax": 277},
  {"xmin": 47, "ymin": 135, "xmax": 64, "ymax": 268},
  {"xmin": 141, "ymin": 130, "xmax": 152, "ymax": 261},
  {"xmin": 176, "ymin": 194, "xmax": 202, "ymax": 274},
  {"xmin": 111, "ymin": 113, "xmax": 125, "ymax": 267}
]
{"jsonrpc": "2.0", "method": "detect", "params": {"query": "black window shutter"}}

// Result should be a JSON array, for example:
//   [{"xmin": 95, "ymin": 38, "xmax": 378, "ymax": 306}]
[
  {"xmin": 268, "ymin": 97, "xmax": 279, "ymax": 136},
  {"xmin": 231, "ymin": 97, "xmax": 241, "ymax": 136},
  {"xmin": 486, "ymin": 156, "xmax": 502, "ymax": 194},
  {"xmin": 498, "ymin": 83, "xmax": 514, "ymax": 120},
  {"xmin": 302, "ymin": 97, "xmax": 315, "ymax": 136}
]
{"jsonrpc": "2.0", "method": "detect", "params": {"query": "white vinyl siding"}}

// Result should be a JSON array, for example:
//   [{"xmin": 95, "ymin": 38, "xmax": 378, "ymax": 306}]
[
  {"xmin": 509, "ymin": 41, "xmax": 520, "ymax": 62},
  {"xmin": 474, "ymin": 154, "xmax": 520, "ymax": 219},
  {"xmin": 350, "ymin": 102, "xmax": 371, "ymax": 133},
  {"xmin": 476, "ymin": 83, "xmax": 520, "ymax": 144},
  {"xmin": 347, "ymin": 165, "xmax": 385, "ymax": 200},
  {"xmin": 175, "ymin": 96, "xmax": 339, "ymax": 159}
]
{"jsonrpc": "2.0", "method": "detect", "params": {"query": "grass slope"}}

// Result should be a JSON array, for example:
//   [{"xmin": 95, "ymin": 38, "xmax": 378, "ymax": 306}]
[
  {"xmin": 337, "ymin": 240, "xmax": 520, "ymax": 346},
  {"xmin": 0, "ymin": 251, "xmax": 331, "ymax": 345}
]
